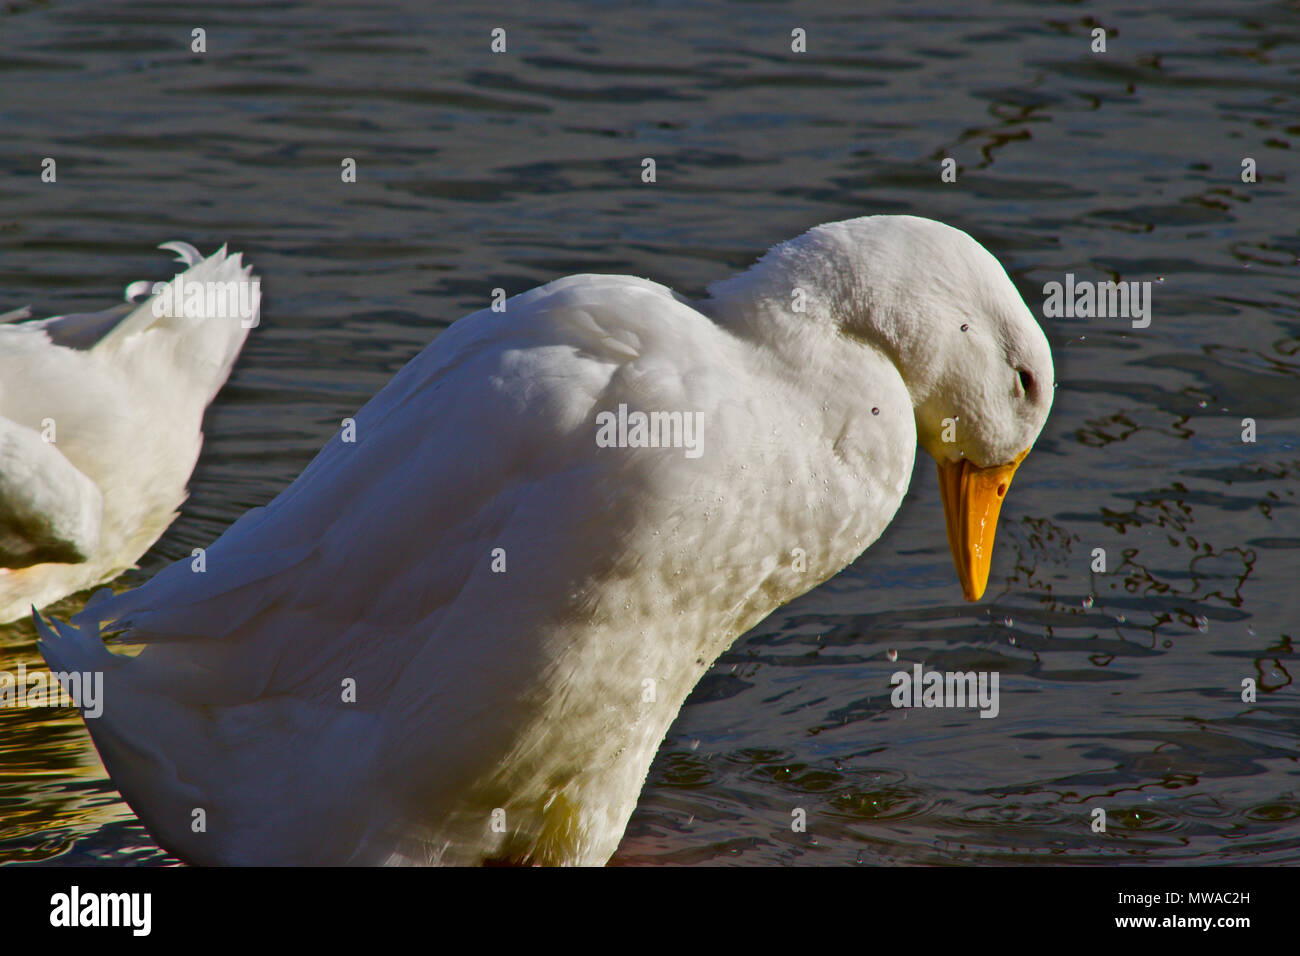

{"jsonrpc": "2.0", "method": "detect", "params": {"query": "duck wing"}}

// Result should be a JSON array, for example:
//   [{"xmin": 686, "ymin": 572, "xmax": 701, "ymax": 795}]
[
  {"xmin": 0, "ymin": 415, "xmax": 103, "ymax": 568},
  {"xmin": 37, "ymin": 274, "xmax": 745, "ymax": 864}
]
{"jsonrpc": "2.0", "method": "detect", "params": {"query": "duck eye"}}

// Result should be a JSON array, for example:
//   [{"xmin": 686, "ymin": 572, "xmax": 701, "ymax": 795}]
[{"xmin": 1016, "ymin": 368, "xmax": 1033, "ymax": 395}]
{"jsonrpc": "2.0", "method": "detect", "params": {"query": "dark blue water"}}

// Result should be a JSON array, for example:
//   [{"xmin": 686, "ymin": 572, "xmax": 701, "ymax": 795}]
[{"xmin": 1, "ymin": 0, "xmax": 1298, "ymax": 865}]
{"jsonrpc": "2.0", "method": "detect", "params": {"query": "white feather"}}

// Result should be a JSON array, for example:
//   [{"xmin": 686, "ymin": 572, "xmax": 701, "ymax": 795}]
[
  {"xmin": 39, "ymin": 216, "xmax": 1054, "ymax": 866},
  {"xmin": 0, "ymin": 244, "xmax": 257, "ymax": 622}
]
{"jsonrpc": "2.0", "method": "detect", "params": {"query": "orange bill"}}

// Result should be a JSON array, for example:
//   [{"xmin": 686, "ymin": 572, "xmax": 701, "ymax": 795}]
[{"xmin": 936, "ymin": 448, "xmax": 1030, "ymax": 602}]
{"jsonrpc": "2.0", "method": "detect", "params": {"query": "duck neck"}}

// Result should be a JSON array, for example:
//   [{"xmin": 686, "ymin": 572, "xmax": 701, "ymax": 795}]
[{"xmin": 703, "ymin": 226, "xmax": 934, "ymax": 412}]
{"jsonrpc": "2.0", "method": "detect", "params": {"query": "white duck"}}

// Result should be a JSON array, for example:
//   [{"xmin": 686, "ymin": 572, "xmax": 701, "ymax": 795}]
[
  {"xmin": 38, "ymin": 216, "xmax": 1053, "ymax": 866},
  {"xmin": 1, "ymin": 244, "xmax": 257, "ymax": 624}
]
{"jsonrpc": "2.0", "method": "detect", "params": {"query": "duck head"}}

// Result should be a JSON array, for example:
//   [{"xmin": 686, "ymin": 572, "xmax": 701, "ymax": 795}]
[
  {"xmin": 862, "ymin": 217, "xmax": 1055, "ymax": 601},
  {"xmin": 827, "ymin": 216, "xmax": 1055, "ymax": 601},
  {"xmin": 707, "ymin": 214, "xmax": 1055, "ymax": 601}
]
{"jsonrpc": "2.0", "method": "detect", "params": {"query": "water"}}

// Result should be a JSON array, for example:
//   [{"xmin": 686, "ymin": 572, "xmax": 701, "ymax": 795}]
[{"xmin": 1, "ymin": 0, "xmax": 1298, "ymax": 865}]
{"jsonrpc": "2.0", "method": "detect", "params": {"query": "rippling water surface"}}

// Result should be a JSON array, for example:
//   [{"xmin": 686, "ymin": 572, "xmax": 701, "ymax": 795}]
[{"xmin": 1, "ymin": 0, "xmax": 1298, "ymax": 865}]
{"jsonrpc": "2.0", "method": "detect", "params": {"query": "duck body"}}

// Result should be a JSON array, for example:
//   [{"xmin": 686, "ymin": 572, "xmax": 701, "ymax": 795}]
[
  {"xmin": 1, "ymin": 245, "xmax": 256, "ymax": 622},
  {"xmin": 38, "ymin": 216, "xmax": 1053, "ymax": 865}
]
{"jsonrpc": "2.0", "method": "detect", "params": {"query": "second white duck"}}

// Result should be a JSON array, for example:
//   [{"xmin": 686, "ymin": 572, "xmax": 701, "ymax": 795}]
[{"xmin": 1, "ymin": 244, "xmax": 257, "ymax": 623}]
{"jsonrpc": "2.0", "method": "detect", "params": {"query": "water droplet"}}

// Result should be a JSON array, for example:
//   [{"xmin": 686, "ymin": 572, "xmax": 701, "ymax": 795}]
[
  {"xmin": 1198, "ymin": 400, "xmax": 1207, "ymax": 408},
  {"xmin": 886, "ymin": 649, "xmax": 898, "ymax": 662},
  {"xmin": 1196, "ymin": 616, "xmax": 1209, "ymax": 633},
  {"xmin": 1082, "ymin": 595, "xmax": 1094, "ymax": 609},
  {"xmin": 871, "ymin": 407, "xmax": 880, "ymax": 415}
]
